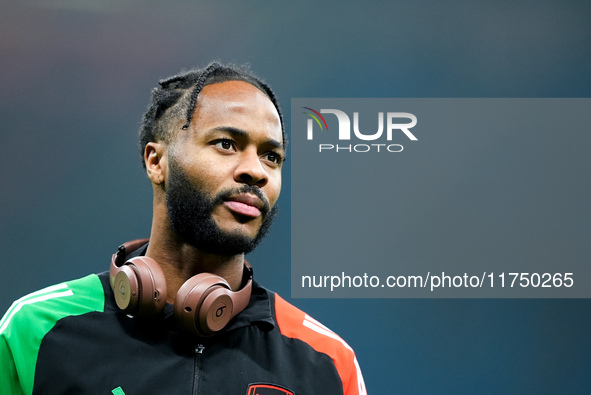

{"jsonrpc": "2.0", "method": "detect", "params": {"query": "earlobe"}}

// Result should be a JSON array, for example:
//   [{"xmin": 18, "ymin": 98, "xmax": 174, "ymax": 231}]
[{"xmin": 144, "ymin": 142, "xmax": 167, "ymax": 185}]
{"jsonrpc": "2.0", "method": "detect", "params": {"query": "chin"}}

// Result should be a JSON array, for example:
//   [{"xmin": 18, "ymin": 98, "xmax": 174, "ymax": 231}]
[
  {"xmin": 220, "ymin": 225, "xmax": 261, "ymax": 242},
  {"xmin": 216, "ymin": 216, "xmax": 262, "ymax": 236}
]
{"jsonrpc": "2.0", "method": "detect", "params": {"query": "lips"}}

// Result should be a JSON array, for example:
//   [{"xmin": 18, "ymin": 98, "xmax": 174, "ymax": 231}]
[{"xmin": 223, "ymin": 194, "xmax": 265, "ymax": 218}]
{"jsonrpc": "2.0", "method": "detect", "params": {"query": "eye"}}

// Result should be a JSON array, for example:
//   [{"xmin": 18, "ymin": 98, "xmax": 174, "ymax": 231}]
[
  {"xmin": 214, "ymin": 139, "xmax": 235, "ymax": 151},
  {"xmin": 263, "ymin": 151, "xmax": 283, "ymax": 165}
]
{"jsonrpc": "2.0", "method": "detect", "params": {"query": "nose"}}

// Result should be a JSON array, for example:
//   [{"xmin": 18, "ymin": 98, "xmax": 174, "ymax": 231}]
[{"xmin": 234, "ymin": 149, "xmax": 268, "ymax": 187}]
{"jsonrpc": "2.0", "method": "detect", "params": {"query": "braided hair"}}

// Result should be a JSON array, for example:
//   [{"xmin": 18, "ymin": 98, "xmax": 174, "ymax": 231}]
[{"xmin": 138, "ymin": 62, "xmax": 285, "ymax": 168}]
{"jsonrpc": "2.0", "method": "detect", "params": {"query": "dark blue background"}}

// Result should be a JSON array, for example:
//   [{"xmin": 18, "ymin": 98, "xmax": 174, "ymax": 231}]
[{"xmin": 1, "ymin": 1, "xmax": 590, "ymax": 393}]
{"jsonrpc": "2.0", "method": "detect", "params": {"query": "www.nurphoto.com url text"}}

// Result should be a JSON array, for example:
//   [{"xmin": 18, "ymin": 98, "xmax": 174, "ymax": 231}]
[{"xmin": 301, "ymin": 272, "xmax": 574, "ymax": 292}]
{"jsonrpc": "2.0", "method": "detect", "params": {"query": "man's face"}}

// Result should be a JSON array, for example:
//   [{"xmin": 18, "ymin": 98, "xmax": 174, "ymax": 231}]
[{"xmin": 164, "ymin": 80, "xmax": 284, "ymax": 255}]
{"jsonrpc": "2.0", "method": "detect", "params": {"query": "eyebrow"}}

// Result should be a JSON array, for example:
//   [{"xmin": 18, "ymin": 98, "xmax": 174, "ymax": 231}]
[{"xmin": 209, "ymin": 126, "xmax": 284, "ymax": 150}]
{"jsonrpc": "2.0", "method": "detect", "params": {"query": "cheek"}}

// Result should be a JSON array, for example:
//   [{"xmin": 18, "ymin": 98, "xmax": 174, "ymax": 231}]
[
  {"xmin": 267, "ymin": 177, "xmax": 282, "ymax": 206},
  {"xmin": 186, "ymin": 158, "xmax": 228, "ymax": 189}
]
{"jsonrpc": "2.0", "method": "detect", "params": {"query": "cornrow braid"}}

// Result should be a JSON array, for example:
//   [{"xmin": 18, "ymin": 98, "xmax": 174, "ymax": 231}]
[
  {"xmin": 138, "ymin": 62, "xmax": 286, "ymax": 169},
  {"xmin": 181, "ymin": 62, "xmax": 221, "ymax": 130}
]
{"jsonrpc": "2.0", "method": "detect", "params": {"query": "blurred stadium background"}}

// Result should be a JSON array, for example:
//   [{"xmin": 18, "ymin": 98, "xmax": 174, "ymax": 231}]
[{"xmin": 1, "ymin": 1, "xmax": 590, "ymax": 393}]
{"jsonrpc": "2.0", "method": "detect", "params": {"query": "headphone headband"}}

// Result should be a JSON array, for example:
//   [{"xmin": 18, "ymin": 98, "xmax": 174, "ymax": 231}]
[{"xmin": 109, "ymin": 238, "xmax": 150, "ymax": 289}]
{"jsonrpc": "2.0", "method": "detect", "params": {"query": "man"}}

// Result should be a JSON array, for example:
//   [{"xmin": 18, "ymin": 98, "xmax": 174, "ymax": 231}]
[{"xmin": 0, "ymin": 62, "xmax": 366, "ymax": 394}]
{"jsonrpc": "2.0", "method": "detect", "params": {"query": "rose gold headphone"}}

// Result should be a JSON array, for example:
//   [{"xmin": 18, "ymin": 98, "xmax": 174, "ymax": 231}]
[{"xmin": 109, "ymin": 239, "xmax": 252, "ymax": 337}]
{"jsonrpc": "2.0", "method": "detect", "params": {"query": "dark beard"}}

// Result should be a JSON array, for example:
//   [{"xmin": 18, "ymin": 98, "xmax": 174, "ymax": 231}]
[{"xmin": 165, "ymin": 156, "xmax": 278, "ymax": 256}]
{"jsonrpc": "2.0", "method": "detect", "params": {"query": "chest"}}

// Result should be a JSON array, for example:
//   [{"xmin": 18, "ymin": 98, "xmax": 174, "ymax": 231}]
[{"xmin": 32, "ymin": 312, "xmax": 342, "ymax": 395}]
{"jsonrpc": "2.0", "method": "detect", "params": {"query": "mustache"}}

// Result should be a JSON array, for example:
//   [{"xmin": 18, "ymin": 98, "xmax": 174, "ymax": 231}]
[{"xmin": 214, "ymin": 185, "xmax": 271, "ymax": 216}]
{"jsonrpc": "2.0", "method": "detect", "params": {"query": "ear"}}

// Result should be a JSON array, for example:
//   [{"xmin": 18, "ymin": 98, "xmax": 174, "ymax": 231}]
[{"xmin": 144, "ymin": 142, "xmax": 167, "ymax": 186}]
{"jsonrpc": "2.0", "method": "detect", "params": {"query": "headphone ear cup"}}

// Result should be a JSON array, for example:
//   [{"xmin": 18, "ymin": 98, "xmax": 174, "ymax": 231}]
[
  {"xmin": 174, "ymin": 274, "xmax": 234, "ymax": 337},
  {"xmin": 112, "ymin": 256, "xmax": 167, "ymax": 318},
  {"xmin": 112, "ymin": 264, "xmax": 140, "ymax": 313}
]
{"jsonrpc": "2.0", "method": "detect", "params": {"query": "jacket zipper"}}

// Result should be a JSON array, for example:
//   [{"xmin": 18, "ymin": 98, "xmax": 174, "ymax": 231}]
[{"xmin": 193, "ymin": 344, "xmax": 205, "ymax": 395}]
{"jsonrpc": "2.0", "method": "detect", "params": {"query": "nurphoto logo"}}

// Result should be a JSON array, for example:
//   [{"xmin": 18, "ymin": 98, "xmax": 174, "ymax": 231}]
[{"xmin": 302, "ymin": 107, "xmax": 418, "ymax": 153}]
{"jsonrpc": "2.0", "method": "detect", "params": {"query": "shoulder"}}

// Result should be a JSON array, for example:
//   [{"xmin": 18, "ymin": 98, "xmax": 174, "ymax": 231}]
[
  {"xmin": 271, "ymin": 293, "xmax": 367, "ymax": 395},
  {"xmin": 1, "ymin": 274, "xmax": 105, "ymax": 338},
  {"xmin": 0, "ymin": 274, "xmax": 106, "ymax": 395}
]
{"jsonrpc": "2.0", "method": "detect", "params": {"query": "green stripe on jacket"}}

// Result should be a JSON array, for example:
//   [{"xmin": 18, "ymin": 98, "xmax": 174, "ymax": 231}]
[{"xmin": 0, "ymin": 274, "xmax": 105, "ymax": 395}]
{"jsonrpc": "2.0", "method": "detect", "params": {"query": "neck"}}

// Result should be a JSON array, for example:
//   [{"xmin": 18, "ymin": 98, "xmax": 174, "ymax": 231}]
[{"xmin": 146, "ymin": 220, "xmax": 246, "ymax": 304}]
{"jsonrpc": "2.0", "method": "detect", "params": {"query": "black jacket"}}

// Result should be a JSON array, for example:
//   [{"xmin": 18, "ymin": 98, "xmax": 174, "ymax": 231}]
[{"xmin": 1, "ymin": 271, "xmax": 365, "ymax": 394}]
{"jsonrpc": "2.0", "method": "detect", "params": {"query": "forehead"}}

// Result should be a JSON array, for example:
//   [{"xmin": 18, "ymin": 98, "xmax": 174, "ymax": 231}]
[{"xmin": 190, "ymin": 80, "xmax": 283, "ymax": 144}]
